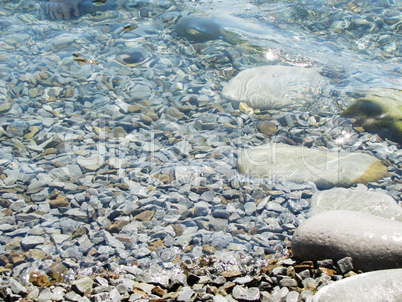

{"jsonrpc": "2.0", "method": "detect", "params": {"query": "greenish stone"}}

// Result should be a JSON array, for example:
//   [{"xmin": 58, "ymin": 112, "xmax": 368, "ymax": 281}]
[
  {"xmin": 342, "ymin": 89, "xmax": 402, "ymax": 144},
  {"xmin": 175, "ymin": 16, "xmax": 223, "ymax": 42},
  {"xmin": 174, "ymin": 15, "xmax": 244, "ymax": 44}
]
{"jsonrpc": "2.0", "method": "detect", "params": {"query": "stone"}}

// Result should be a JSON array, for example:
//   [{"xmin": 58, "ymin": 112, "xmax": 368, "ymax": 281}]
[
  {"xmin": 9, "ymin": 277, "xmax": 28, "ymax": 295},
  {"xmin": 76, "ymin": 155, "xmax": 104, "ymax": 171},
  {"xmin": 232, "ymin": 285, "xmax": 260, "ymax": 301},
  {"xmin": 29, "ymin": 272, "xmax": 50, "ymax": 287},
  {"xmin": 133, "ymin": 210, "xmax": 155, "ymax": 222},
  {"xmin": 222, "ymin": 66, "xmax": 330, "ymax": 110},
  {"xmin": 49, "ymin": 195, "xmax": 70, "ymax": 208},
  {"xmin": 237, "ymin": 143, "xmax": 388, "ymax": 189},
  {"xmin": 175, "ymin": 16, "xmax": 222, "ymax": 42},
  {"xmin": 0, "ymin": 101, "xmax": 11, "ymax": 113},
  {"xmin": 337, "ymin": 257, "xmax": 354, "ymax": 275},
  {"xmin": 309, "ymin": 186, "xmax": 402, "ymax": 221},
  {"xmin": 313, "ymin": 269, "xmax": 402, "ymax": 302},
  {"xmin": 71, "ymin": 276, "xmax": 94, "ymax": 296},
  {"xmin": 194, "ymin": 201, "xmax": 210, "ymax": 216},
  {"xmin": 342, "ymin": 88, "xmax": 402, "ymax": 144},
  {"xmin": 257, "ymin": 121, "xmax": 277, "ymax": 136},
  {"xmin": 292, "ymin": 210, "xmax": 402, "ymax": 271},
  {"xmin": 177, "ymin": 286, "xmax": 197, "ymax": 302},
  {"xmin": 20, "ymin": 236, "xmax": 45, "ymax": 250},
  {"xmin": 106, "ymin": 220, "xmax": 129, "ymax": 233}
]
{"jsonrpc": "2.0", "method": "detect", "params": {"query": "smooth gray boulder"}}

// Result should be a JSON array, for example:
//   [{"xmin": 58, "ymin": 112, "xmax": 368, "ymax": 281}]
[
  {"xmin": 222, "ymin": 65, "xmax": 330, "ymax": 110},
  {"xmin": 292, "ymin": 210, "xmax": 402, "ymax": 272},
  {"xmin": 313, "ymin": 269, "xmax": 402, "ymax": 302},
  {"xmin": 309, "ymin": 185, "xmax": 402, "ymax": 221},
  {"xmin": 237, "ymin": 143, "xmax": 388, "ymax": 189}
]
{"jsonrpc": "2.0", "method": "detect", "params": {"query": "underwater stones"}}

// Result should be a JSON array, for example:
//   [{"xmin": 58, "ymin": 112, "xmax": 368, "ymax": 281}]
[
  {"xmin": 0, "ymin": 101, "xmax": 11, "ymax": 113},
  {"xmin": 313, "ymin": 269, "xmax": 402, "ymax": 302},
  {"xmin": 309, "ymin": 186, "xmax": 402, "ymax": 221},
  {"xmin": 76, "ymin": 155, "xmax": 104, "ymax": 171},
  {"xmin": 292, "ymin": 210, "xmax": 402, "ymax": 272},
  {"xmin": 342, "ymin": 88, "xmax": 402, "ymax": 144},
  {"xmin": 116, "ymin": 48, "xmax": 148, "ymax": 66},
  {"xmin": 222, "ymin": 66, "xmax": 330, "ymax": 110},
  {"xmin": 257, "ymin": 120, "xmax": 277, "ymax": 136},
  {"xmin": 175, "ymin": 16, "xmax": 222, "ymax": 42},
  {"xmin": 237, "ymin": 143, "xmax": 387, "ymax": 189}
]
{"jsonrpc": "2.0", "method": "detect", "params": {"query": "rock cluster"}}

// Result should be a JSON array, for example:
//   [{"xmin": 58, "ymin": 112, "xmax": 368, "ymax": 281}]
[{"xmin": 0, "ymin": 254, "xmax": 381, "ymax": 302}]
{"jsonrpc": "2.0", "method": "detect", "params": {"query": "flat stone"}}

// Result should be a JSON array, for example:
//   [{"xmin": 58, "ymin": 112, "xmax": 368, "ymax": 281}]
[
  {"xmin": 237, "ymin": 143, "xmax": 388, "ymax": 189},
  {"xmin": 49, "ymin": 195, "xmax": 70, "ymax": 208},
  {"xmin": 0, "ymin": 101, "xmax": 11, "ymax": 113},
  {"xmin": 177, "ymin": 286, "xmax": 196, "ymax": 302},
  {"xmin": 9, "ymin": 278, "xmax": 28, "ymax": 295},
  {"xmin": 76, "ymin": 155, "xmax": 104, "ymax": 171},
  {"xmin": 222, "ymin": 66, "xmax": 330, "ymax": 110},
  {"xmin": 232, "ymin": 285, "xmax": 260, "ymax": 301},
  {"xmin": 292, "ymin": 210, "xmax": 402, "ymax": 271},
  {"xmin": 309, "ymin": 186, "xmax": 402, "ymax": 221},
  {"xmin": 257, "ymin": 120, "xmax": 277, "ymax": 136},
  {"xmin": 133, "ymin": 210, "xmax": 155, "ymax": 221},
  {"xmin": 71, "ymin": 276, "xmax": 94, "ymax": 296},
  {"xmin": 313, "ymin": 269, "xmax": 402, "ymax": 302},
  {"xmin": 20, "ymin": 236, "xmax": 45, "ymax": 250}
]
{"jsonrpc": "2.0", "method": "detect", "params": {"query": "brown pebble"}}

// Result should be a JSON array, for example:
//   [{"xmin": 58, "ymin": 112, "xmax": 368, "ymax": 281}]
[
  {"xmin": 133, "ymin": 210, "xmax": 155, "ymax": 221},
  {"xmin": 184, "ymin": 245, "xmax": 193, "ymax": 253},
  {"xmin": 171, "ymin": 224, "xmax": 183, "ymax": 236},
  {"xmin": 140, "ymin": 114, "xmax": 153, "ymax": 125},
  {"xmin": 319, "ymin": 267, "xmax": 337, "ymax": 276},
  {"xmin": 106, "ymin": 220, "xmax": 129, "ymax": 233},
  {"xmin": 114, "ymin": 183, "xmax": 130, "ymax": 190},
  {"xmin": 25, "ymin": 249, "xmax": 47, "ymax": 260},
  {"xmin": 148, "ymin": 239, "xmax": 166, "ymax": 251},
  {"xmin": 248, "ymin": 227, "xmax": 259, "ymax": 235},
  {"xmin": 152, "ymin": 286, "xmax": 167, "ymax": 297},
  {"xmin": 49, "ymin": 262, "xmax": 68, "ymax": 282},
  {"xmin": 29, "ymin": 272, "xmax": 50, "ymax": 287},
  {"xmin": 138, "ymin": 100, "xmax": 151, "ymax": 107},
  {"xmin": 49, "ymin": 195, "xmax": 69, "ymax": 208},
  {"xmin": 128, "ymin": 104, "xmax": 141, "ymax": 113},
  {"xmin": 0, "ymin": 198, "xmax": 11, "ymax": 208},
  {"xmin": 154, "ymin": 174, "xmax": 173, "ymax": 184},
  {"xmin": 221, "ymin": 270, "xmax": 242, "ymax": 278},
  {"xmin": 344, "ymin": 271, "xmax": 358, "ymax": 277},
  {"xmin": 258, "ymin": 120, "xmax": 277, "ymax": 136},
  {"xmin": 113, "ymin": 126, "xmax": 127, "ymax": 138},
  {"xmin": 202, "ymin": 244, "xmax": 216, "ymax": 254}
]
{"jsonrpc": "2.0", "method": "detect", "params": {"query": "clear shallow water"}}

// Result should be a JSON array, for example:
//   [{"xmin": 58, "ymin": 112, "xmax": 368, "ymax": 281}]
[
  {"xmin": 0, "ymin": 0, "xmax": 401, "ymax": 278},
  {"xmin": 186, "ymin": 0, "xmax": 402, "ymax": 92}
]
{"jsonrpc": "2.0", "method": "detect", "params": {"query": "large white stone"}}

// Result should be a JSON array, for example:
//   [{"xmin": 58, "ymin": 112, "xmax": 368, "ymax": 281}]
[
  {"xmin": 313, "ymin": 269, "xmax": 402, "ymax": 302},
  {"xmin": 222, "ymin": 66, "xmax": 330, "ymax": 110},
  {"xmin": 237, "ymin": 143, "xmax": 387, "ymax": 189},
  {"xmin": 292, "ymin": 210, "xmax": 402, "ymax": 272},
  {"xmin": 309, "ymin": 185, "xmax": 402, "ymax": 221}
]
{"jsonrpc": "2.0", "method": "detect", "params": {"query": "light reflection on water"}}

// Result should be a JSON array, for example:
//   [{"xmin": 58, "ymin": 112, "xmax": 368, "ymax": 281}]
[{"xmin": 188, "ymin": 0, "xmax": 402, "ymax": 93}]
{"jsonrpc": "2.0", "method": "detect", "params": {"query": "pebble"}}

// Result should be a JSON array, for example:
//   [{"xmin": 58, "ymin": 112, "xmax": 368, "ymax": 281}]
[
  {"xmin": 313, "ymin": 269, "xmax": 402, "ymax": 302},
  {"xmin": 237, "ymin": 143, "xmax": 388, "ymax": 189},
  {"xmin": 292, "ymin": 210, "xmax": 402, "ymax": 271},
  {"xmin": 0, "ymin": 1, "xmax": 400, "ymax": 301},
  {"xmin": 222, "ymin": 66, "xmax": 330, "ymax": 110},
  {"xmin": 309, "ymin": 185, "xmax": 402, "ymax": 221}
]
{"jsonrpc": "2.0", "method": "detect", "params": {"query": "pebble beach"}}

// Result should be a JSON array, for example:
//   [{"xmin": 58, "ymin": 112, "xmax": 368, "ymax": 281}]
[{"xmin": 0, "ymin": 0, "xmax": 401, "ymax": 301}]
